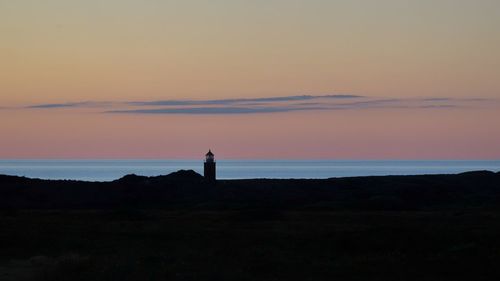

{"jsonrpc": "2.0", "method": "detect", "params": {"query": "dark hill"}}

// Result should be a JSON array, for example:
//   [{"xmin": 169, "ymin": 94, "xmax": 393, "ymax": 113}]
[
  {"xmin": 1, "ymin": 170, "xmax": 500, "ymax": 210},
  {"xmin": 114, "ymin": 169, "xmax": 204, "ymax": 185},
  {"xmin": 2, "ymin": 170, "xmax": 500, "ymax": 280}
]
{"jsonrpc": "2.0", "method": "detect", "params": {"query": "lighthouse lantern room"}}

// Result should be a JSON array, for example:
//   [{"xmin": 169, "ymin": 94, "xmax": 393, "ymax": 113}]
[{"xmin": 204, "ymin": 150, "xmax": 216, "ymax": 182}]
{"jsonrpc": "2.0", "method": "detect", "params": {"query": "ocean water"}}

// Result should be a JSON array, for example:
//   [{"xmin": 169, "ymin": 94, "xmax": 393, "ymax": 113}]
[{"xmin": 0, "ymin": 160, "xmax": 499, "ymax": 182}]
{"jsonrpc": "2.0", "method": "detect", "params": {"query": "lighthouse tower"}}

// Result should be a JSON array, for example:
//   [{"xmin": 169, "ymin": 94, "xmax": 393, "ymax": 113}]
[{"xmin": 204, "ymin": 150, "xmax": 216, "ymax": 182}]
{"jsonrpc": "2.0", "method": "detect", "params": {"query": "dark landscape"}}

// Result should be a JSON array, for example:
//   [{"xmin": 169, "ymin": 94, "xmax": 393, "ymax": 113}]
[{"xmin": 2, "ymin": 170, "xmax": 500, "ymax": 280}]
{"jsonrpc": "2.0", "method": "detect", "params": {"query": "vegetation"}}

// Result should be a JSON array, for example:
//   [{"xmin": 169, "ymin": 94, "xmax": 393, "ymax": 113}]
[{"xmin": 1, "ymin": 170, "xmax": 500, "ymax": 280}]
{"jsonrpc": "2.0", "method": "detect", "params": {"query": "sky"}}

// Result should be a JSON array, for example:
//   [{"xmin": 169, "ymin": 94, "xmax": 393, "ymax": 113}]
[{"xmin": 1, "ymin": 0, "xmax": 499, "ymax": 159}]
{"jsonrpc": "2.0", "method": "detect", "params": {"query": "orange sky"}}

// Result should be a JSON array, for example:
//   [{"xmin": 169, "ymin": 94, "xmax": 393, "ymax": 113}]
[{"xmin": 1, "ymin": 1, "xmax": 499, "ymax": 159}]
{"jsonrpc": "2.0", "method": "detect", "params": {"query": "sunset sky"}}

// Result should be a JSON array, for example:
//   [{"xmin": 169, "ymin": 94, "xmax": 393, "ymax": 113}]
[{"xmin": 1, "ymin": 0, "xmax": 499, "ymax": 159}]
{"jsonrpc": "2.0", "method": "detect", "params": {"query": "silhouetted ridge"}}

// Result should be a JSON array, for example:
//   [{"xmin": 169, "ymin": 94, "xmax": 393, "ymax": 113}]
[
  {"xmin": 114, "ymin": 174, "xmax": 148, "ymax": 184},
  {"xmin": 1, "ymin": 170, "xmax": 500, "ymax": 210},
  {"xmin": 114, "ymin": 170, "xmax": 202, "ymax": 184},
  {"xmin": 4, "ymin": 170, "xmax": 500, "ymax": 280},
  {"xmin": 458, "ymin": 170, "xmax": 496, "ymax": 176},
  {"xmin": 162, "ymin": 169, "xmax": 203, "ymax": 180},
  {"xmin": 0, "ymin": 174, "xmax": 26, "ymax": 183}
]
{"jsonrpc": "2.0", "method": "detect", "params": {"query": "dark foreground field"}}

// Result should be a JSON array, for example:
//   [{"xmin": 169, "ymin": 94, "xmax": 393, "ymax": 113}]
[
  {"xmin": 1, "ymin": 171, "xmax": 500, "ymax": 280},
  {"xmin": 1, "ymin": 209, "xmax": 500, "ymax": 281},
  {"xmin": 2, "ymin": 210, "xmax": 500, "ymax": 281}
]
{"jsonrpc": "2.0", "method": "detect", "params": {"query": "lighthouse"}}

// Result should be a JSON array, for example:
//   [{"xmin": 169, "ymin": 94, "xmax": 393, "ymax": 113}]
[{"xmin": 204, "ymin": 149, "xmax": 216, "ymax": 182}]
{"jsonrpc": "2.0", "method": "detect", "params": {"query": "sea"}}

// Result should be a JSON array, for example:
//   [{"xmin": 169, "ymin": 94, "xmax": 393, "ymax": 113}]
[{"xmin": 0, "ymin": 160, "xmax": 499, "ymax": 182}]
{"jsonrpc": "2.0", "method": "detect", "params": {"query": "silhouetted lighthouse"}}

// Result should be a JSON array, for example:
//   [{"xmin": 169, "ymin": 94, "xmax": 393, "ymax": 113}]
[{"xmin": 204, "ymin": 149, "xmax": 216, "ymax": 182}]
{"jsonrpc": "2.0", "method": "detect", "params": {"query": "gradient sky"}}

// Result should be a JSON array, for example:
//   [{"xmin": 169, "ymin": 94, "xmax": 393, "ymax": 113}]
[{"xmin": 1, "ymin": 0, "xmax": 499, "ymax": 159}]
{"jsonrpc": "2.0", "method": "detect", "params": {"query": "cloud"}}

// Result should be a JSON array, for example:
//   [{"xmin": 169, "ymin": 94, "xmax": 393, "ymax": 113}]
[
  {"xmin": 26, "ymin": 101, "xmax": 110, "ymax": 109},
  {"xmin": 421, "ymin": 98, "xmax": 452, "ymax": 102},
  {"xmin": 108, "ymin": 106, "xmax": 327, "ymax": 115},
  {"xmin": 106, "ymin": 97, "xmax": 466, "ymax": 115},
  {"xmin": 418, "ymin": 104, "xmax": 457, "ymax": 109},
  {"xmin": 127, "ymin": 94, "xmax": 363, "ymax": 107},
  {"xmin": 331, "ymin": 99, "xmax": 402, "ymax": 108},
  {"xmin": 17, "ymin": 94, "xmax": 496, "ymax": 115}
]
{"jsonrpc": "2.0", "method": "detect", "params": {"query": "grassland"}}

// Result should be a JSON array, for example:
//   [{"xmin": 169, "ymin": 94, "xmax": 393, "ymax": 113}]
[
  {"xmin": 1, "ymin": 171, "xmax": 500, "ymax": 280},
  {"xmin": 2, "ymin": 209, "xmax": 500, "ymax": 281}
]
